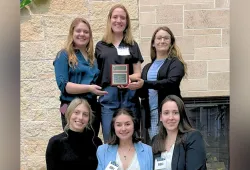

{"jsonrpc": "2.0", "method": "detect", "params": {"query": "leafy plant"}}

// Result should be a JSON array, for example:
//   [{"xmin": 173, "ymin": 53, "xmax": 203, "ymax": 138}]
[{"xmin": 20, "ymin": 0, "xmax": 32, "ymax": 9}]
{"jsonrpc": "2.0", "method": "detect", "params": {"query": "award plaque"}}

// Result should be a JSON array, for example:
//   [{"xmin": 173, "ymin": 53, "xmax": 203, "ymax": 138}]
[{"xmin": 111, "ymin": 64, "xmax": 129, "ymax": 86}]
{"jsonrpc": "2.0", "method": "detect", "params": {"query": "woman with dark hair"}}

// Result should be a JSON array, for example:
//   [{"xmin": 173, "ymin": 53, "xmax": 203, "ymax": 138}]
[
  {"xmin": 96, "ymin": 108, "xmax": 153, "ymax": 170},
  {"xmin": 46, "ymin": 98, "xmax": 102, "ymax": 170},
  {"xmin": 152, "ymin": 95, "xmax": 207, "ymax": 170},
  {"xmin": 128, "ymin": 26, "xmax": 187, "ymax": 140}
]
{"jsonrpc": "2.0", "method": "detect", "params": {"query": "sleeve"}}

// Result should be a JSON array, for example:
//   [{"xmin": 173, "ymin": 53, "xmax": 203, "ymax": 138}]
[
  {"xmin": 53, "ymin": 50, "xmax": 69, "ymax": 94},
  {"xmin": 94, "ymin": 41, "xmax": 103, "ymax": 71},
  {"xmin": 96, "ymin": 145, "xmax": 105, "ymax": 170},
  {"xmin": 148, "ymin": 145, "xmax": 153, "ymax": 170},
  {"xmin": 143, "ymin": 58, "xmax": 184, "ymax": 90},
  {"xmin": 45, "ymin": 137, "xmax": 60, "ymax": 170},
  {"xmin": 185, "ymin": 131, "xmax": 207, "ymax": 170},
  {"xmin": 130, "ymin": 41, "xmax": 144, "ymax": 64}
]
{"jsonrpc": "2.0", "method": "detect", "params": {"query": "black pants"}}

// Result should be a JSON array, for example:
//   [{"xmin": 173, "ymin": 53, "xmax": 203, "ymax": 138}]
[{"xmin": 60, "ymin": 99, "xmax": 101, "ymax": 136}]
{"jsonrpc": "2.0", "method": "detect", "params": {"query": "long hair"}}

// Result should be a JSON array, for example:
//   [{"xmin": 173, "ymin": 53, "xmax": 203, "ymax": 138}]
[
  {"xmin": 64, "ymin": 98, "xmax": 95, "ymax": 133},
  {"xmin": 107, "ymin": 108, "xmax": 141, "ymax": 145},
  {"xmin": 152, "ymin": 95, "xmax": 194, "ymax": 153},
  {"xmin": 150, "ymin": 26, "xmax": 187, "ymax": 77},
  {"xmin": 102, "ymin": 4, "xmax": 134, "ymax": 45},
  {"xmin": 63, "ymin": 17, "xmax": 95, "ymax": 67}
]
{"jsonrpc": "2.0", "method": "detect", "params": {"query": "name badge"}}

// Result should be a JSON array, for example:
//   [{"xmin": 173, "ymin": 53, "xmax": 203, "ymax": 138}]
[
  {"xmin": 155, "ymin": 157, "xmax": 167, "ymax": 170},
  {"xmin": 117, "ymin": 47, "xmax": 130, "ymax": 56},
  {"xmin": 105, "ymin": 161, "xmax": 119, "ymax": 170}
]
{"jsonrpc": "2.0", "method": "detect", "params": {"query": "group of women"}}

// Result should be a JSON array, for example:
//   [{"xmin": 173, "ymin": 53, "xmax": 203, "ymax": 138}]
[{"xmin": 45, "ymin": 3, "xmax": 207, "ymax": 170}]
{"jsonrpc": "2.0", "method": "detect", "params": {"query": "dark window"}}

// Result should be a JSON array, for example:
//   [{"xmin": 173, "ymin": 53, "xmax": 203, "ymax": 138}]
[{"xmin": 183, "ymin": 96, "xmax": 229, "ymax": 170}]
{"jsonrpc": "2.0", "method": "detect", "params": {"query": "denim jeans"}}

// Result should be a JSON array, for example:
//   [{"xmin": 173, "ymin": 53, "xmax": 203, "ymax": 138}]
[
  {"xmin": 148, "ymin": 108, "xmax": 159, "ymax": 139},
  {"xmin": 99, "ymin": 86, "xmax": 138, "ymax": 142}
]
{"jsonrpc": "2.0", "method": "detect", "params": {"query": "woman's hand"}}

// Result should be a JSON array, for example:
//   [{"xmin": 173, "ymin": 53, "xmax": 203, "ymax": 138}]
[
  {"xmin": 89, "ymin": 85, "xmax": 108, "ymax": 96},
  {"xmin": 126, "ymin": 78, "xmax": 144, "ymax": 90}
]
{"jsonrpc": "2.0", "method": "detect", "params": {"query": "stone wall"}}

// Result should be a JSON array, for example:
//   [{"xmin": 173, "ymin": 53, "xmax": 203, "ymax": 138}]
[{"xmin": 20, "ymin": 0, "xmax": 230, "ymax": 169}]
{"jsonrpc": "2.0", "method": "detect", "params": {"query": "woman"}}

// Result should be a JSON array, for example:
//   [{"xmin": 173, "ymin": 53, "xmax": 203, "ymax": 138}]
[
  {"xmin": 46, "ymin": 98, "xmax": 103, "ymax": 170},
  {"xmin": 53, "ymin": 17, "xmax": 107, "ymax": 133},
  {"xmin": 128, "ymin": 26, "xmax": 187, "ymax": 140},
  {"xmin": 152, "ymin": 95, "xmax": 207, "ymax": 170},
  {"xmin": 95, "ymin": 4, "xmax": 143, "ymax": 142},
  {"xmin": 96, "ymin": 108, "xmax": 153, "ymax": 170}
]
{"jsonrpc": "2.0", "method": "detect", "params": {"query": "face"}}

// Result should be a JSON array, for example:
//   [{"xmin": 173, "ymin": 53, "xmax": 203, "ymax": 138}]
[
  {"xmin": 114, "ymin": 114, "xmax": 134, "ymax": 140},
  {"xmin": 160, "ymin": 101, "xmax": 180, "ymax": 132},
  {"xmin": 110, "ymin": 8, "xmax": 127, "ymax": 34},
  {"xmin": 69, "ymin": 104, "xmax": 90, "ymax": 132},
  {"xmin": 73, "ymin": 22, "xmax": 90, "ymax": 48},
  {"xmin": 153, "ymin": 29, "xmax": 172, "ymax": 54}
]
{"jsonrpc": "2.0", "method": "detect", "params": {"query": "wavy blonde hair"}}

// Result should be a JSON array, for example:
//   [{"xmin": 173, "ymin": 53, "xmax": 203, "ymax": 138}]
[
  {"xmin": 102, "ymin": 4, "xmax": 134, "ymax": 45},
  {"xmin": 64, "ymin": 17, "xmax": 95, "ymax": 67},
  {"xmin": 150, "ymin": 26, "xmax": 187, "ymax": 77}
]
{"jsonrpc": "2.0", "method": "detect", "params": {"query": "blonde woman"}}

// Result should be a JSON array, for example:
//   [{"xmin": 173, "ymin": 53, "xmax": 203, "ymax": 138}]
[
  {"xmin": 46, "ymin": 98, "xmax": 103, "ymax": 170},
  {"xmin": 53, "ymin": 17, "xmax": 107, "ymax": 133},
  {"xmin": 95, "ymin": 4, "xmax": 143, "ymax": 142}
]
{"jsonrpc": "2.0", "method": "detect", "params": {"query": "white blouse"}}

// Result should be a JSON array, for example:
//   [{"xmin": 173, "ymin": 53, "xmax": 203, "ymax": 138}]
[
  {"xmin": 116, "ymin": 152, "xmax": 140, "ymax": 170},
  {"xmin": 159, "ymin": 144, "xmax": 175, "ymax": 170}
]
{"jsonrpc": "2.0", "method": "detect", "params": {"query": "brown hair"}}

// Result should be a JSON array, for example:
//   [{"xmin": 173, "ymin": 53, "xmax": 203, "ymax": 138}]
[
  {"xmin": 107, "ymin": 108, "xmax": 141, "ymax": 145},
  {"xmin": 150, "ymin": 26, "xmax": 187, "ymax": 76},
  {"xmin": 61, "ymin": 17, "xmax": 95, "ymax": 67},
  {"xmin": 102, "ymin": 4, "xmax": 134, "ymax": 45},
  {"xmin": 152, "ymin": 95, "xmax": 194, "ymax": 153}
]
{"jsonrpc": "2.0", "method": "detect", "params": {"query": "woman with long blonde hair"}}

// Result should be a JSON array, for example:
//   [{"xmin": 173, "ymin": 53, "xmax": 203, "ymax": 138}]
[{"xmin": 53, "ymin": 17, "xmax": 107, "ymax": 134}]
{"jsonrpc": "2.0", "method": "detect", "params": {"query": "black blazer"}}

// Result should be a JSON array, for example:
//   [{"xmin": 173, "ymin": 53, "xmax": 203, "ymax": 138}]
[
  {"xmin": 153, "ymin": 130, "xmax": 207, "ymax": 170},
  {"xmin": 137, "ymin": 56, "xmax": 184, "ymax": 128}
]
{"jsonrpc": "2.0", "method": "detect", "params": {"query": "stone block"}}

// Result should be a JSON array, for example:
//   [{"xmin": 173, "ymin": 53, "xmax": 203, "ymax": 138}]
[
  {"xmin": 131, "ymin": 20, "xmax": 140, "ymax": 41},
  {"xmin": 47, "ymin": 0, "xmax": 89, "ymax": 15},
  {"xmin": 183, "ymin": 90, "xmax": 229, "ymax": 97},
  {"xmin": 43, "ymin": 15, "xmax": 87, "ymax": 37},
  {"xmin": 194, "ymin": 47, "xmax": 229, "ymax": 60},
  {"xmin": 21, "ymin": 60, "xmax": 54, "ymax": 80},
  {"xmin": 21, "ymin": 80, "xmax": 59, "ymax": 97},
  {"xmin": 139, "ymin": 38, "xmax": 151, "ymax": 57},
  {"xmin": 21, "ymin": 42, "xmax": 46, "ymax": 61},
  {"xmin": 21, "ymin": 109, "xmax": 47, "ymax": 121},
  {"xmin": 186, "ymin": 61, "xmax": 207, "ymax": 79},
  {"xmin": 21, "ymin": 121, "xmax": 48, "ymax": 138},
  {"xmin": 140, "ymin": 5, "xmax": 156, "ymax": 12},
  {"xmin": 208, "ymin": 60, "xmax": 229, "ymax": 72},
  {"xmin": 194, "ymin": 35, "xmax": 221, "ymax": 48},
  {"xmin": 176, "ymin": 36, "xmax": 194, "ymax": 54},
  {"xmin": 156, "ymin": 5, "xmax": 183, "ymax": 24},
  {"xmin": 184, "ymin": 29, "xmax": 221, "ymax": 35},
  {"xmin": 21, "ymin": 97, "xmax": 60, "ymax": 110},
  {"xmin": 208, "ymin": 72, "xmax": 229, "ymax": 90},
  {"xmin": 140, "ymin": 12, "xmax": 156, "ymax": 24},
  {"xmin": 180, "ymin": 78, "xmax": 208, "ymax": 91},
  {"xmin": 21, "ymin": 16, "xmax": 44, "ymax": 41},
  {"xmin": 215, "ymin": 0, "xmax": 230, "ymax": 8},
  {"xmin": 45, "ymin": 35, "xmax": 67, "ymax": 60},
  {"xmin": 182, "ymin": 54, "xmax": 194, "ymax": 60},
  {"xmin": 184, "ymin": 2, "xmax": 214, "ymax": 10},
  {"xmin": 185, "ymin": 10, "xmax": 229, "ymax": 29},
  {"xmin": 222, "ymin": 29, "xmax": 229, "ymax": 47}
]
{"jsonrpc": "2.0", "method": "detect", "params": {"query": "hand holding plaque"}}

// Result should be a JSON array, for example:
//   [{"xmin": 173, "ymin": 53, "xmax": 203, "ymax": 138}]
[{"xmin": 111, "ymin": 64, "xmax": 129, "ymax": 86}]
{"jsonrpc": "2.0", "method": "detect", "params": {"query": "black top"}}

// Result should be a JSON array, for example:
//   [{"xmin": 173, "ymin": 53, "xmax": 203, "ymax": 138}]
[
  {"xmin": 95, "ymin": 40, "xmax": 144, "ymax": 87},
  {"xmin": 137, "ymin": 56, "xmax": 184, "ymax": 128},
  {"xmin": 152, "ymin": 130, "xmax": 207, "ymax": 170},
  {"xmin": 46, "ymin": 128, "xmax": 102, "ymax": 170}
]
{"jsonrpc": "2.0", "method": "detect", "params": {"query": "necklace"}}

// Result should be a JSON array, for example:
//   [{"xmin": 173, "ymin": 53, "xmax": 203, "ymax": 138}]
[{"xmin": 120, "ymin": 145, "xmax": 133, "ymax": 160}]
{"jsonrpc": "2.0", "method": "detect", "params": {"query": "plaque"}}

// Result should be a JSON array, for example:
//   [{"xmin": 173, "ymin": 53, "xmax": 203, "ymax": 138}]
[{"xmin": 111, "ymin": 64, "xmax": 129, "ymax": 86}]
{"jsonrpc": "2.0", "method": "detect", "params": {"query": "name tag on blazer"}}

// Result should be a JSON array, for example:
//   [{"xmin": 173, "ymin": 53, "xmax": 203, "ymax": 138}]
[
  {"xmin": 105, "ymin": 161, "xmax": 119, "ymax": 170},
  {"xmin": 155, "ymin": 157, "xmax": 167, "ymax": 170},
  {"xmin": 117, "ymin": 47, "xmax": 130, "ymax": 56}
]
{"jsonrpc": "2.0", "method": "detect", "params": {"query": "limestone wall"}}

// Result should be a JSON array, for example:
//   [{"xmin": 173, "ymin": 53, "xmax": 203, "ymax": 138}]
[{"xmin": 20, "ymin": 0, "xmax": 229, "ymax": 169}]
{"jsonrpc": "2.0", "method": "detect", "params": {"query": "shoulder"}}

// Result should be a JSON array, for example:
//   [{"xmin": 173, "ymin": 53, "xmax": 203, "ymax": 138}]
[
  {"xmin": 183, "ymin": 130, "xmax": 204, "ymax": 146},
  {"xmin": 56, "ymin": 49, "xmax": 68, "ymax": 58},
  {"xmin": 93, "ymin": 136, "xmax": 103, "ymax": 147},
  {"xmin": 97, "ymin": 143, "xmax": 109, "ymax": 152},
  {"xmin": 47, "ymin": 132, "xmax": 67, "ymax": 147},
  {"xmin": 136, "ymin": 141, "xmax": 152, "ymax": 152}
]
